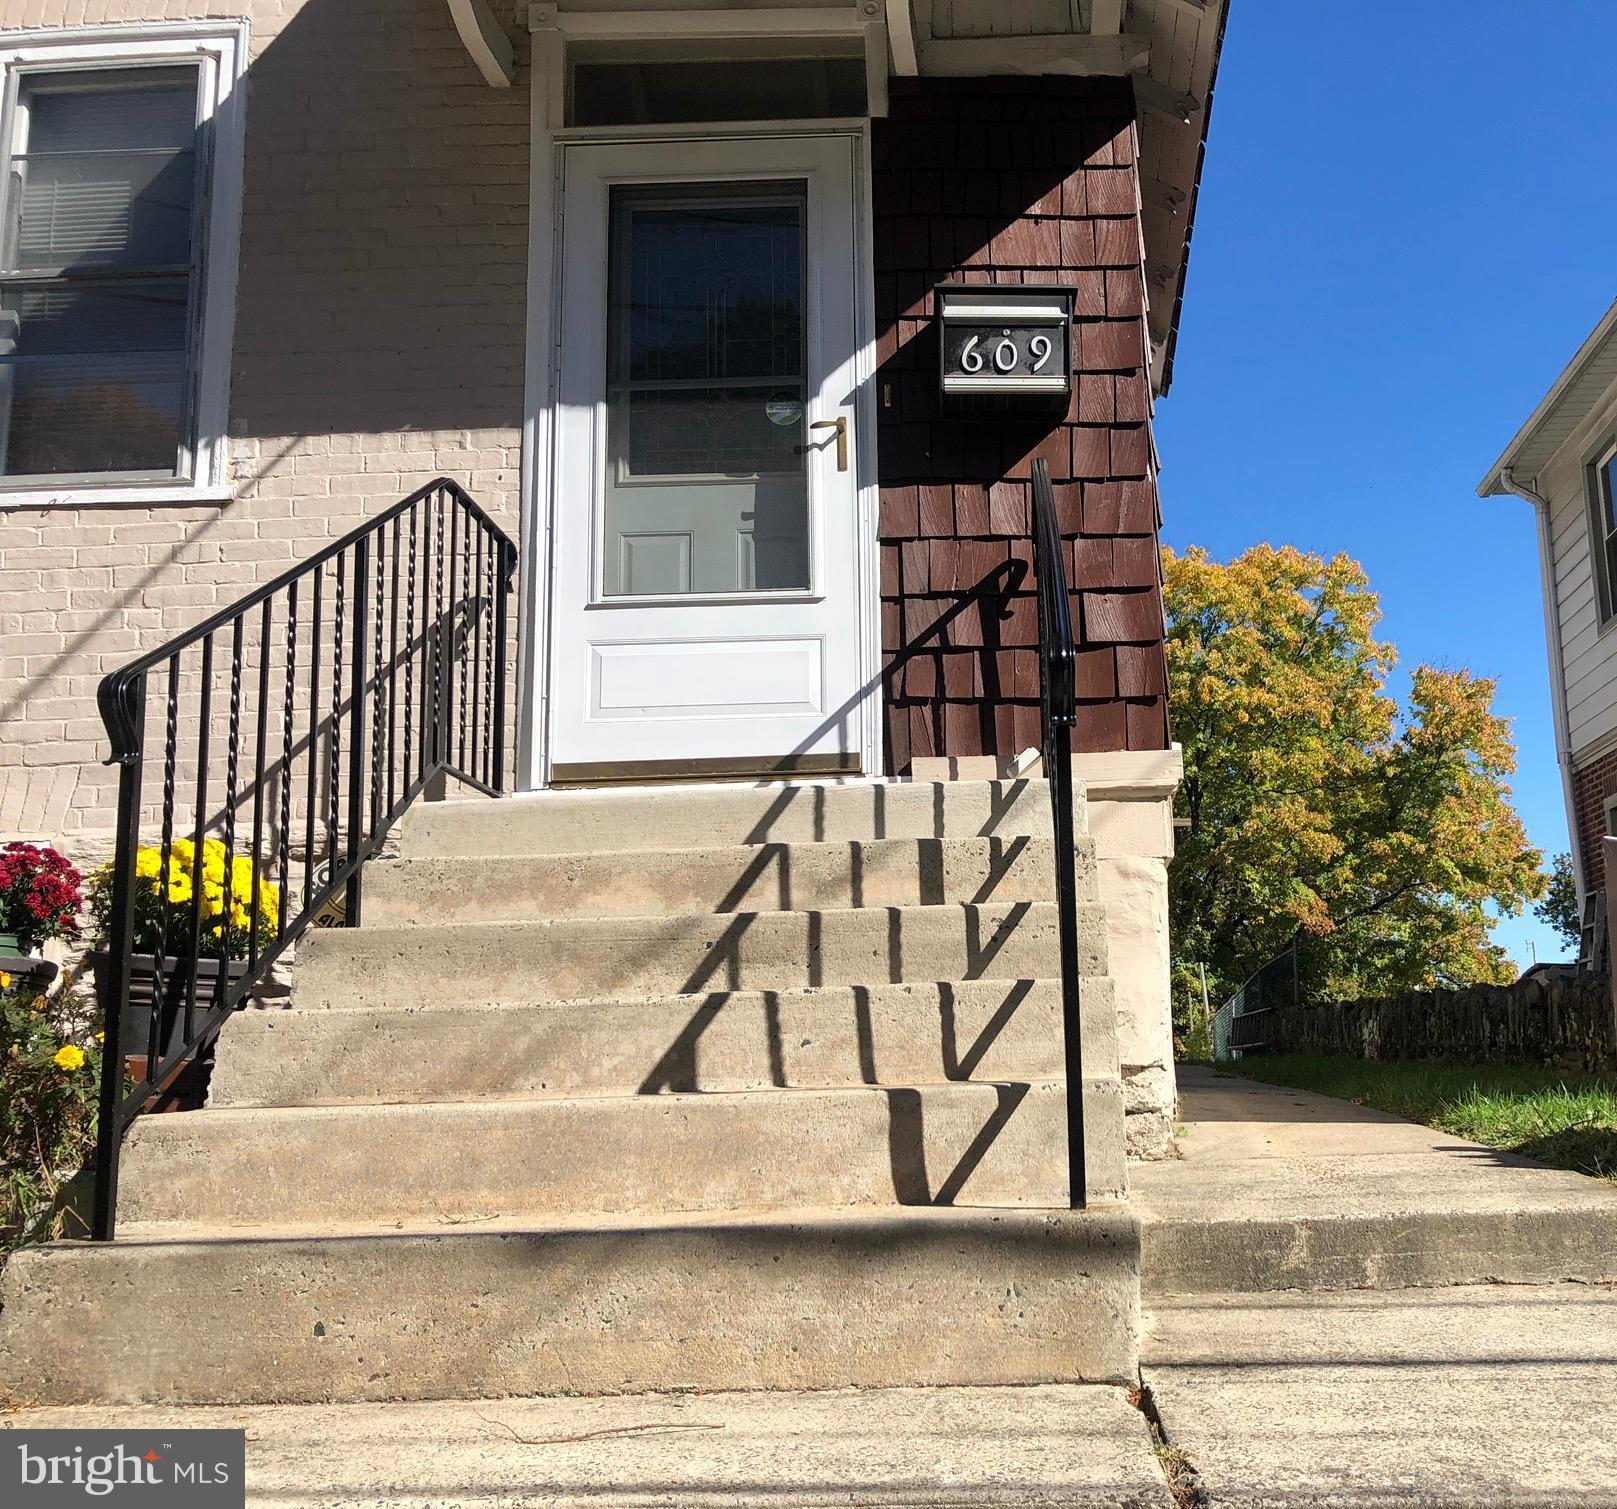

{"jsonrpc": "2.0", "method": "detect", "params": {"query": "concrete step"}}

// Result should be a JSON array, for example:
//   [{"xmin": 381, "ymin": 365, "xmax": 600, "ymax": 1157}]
[
  {"xmin": 294, "ymin": 901, "xmax": 1108, "ymax": 1009},
  {"xmin": 122, "ymin": 1079, "xmax": 1127, "ymax": 1228},
  {"xmin": 362, "ymin": 833, "xmax": 1097, "ymax": 927},
  {"xmin": 209, "ymin": 978, "xmax": 1121, "ymax": 1108},
  {"xmin": 399, "ymin": 778, "xmax": 1071, "ymax": 858},
  {"xmin": 0, "ymin": 1384, "xmax": 1176, "ymax": 1508},
  {"xmin": 0, "ymin": 1205, "xmax": 1140, "ymax": 1406}
]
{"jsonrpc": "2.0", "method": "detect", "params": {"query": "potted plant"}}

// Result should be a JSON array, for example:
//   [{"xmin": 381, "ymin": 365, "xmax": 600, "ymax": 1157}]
[
  {"xmin": 88, "ymin": 838, "xmax": 281, "ymax": 1067},
  {"xmin": 0, "ymin": 842, "xmax": 81, "ymax": 995}
]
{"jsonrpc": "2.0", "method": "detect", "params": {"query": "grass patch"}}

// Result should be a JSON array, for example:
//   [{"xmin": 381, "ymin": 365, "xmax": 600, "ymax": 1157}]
[{"xmin": 1225, "ymin": 1055, "xmax": 1617, "ymax": 1184}]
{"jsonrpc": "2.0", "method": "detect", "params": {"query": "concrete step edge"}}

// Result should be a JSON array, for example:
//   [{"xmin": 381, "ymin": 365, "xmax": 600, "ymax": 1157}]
[
  {"xmin": 1141, "ymin": 1207, "xmax": 1617, "ymax": 1296},
  {"xmin": 399, "ymin": 777, "xmax": 1073, "ymax": 857},
  {"xmin": 0, "ymin": 1203, "xmax": 1139, "ymax": 1405},
  {"xmin": 165, "ymin": 1076, "xmax": 1084, "ymax": 1133},
  {"xmin": 98, "ymin": 1199, "xmax": 1139, "ymax": 1246}
]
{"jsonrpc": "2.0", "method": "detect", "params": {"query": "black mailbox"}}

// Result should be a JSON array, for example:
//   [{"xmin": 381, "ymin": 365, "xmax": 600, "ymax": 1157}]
[{"xmin": 937, "ymin": 283, "xmax": 1075, "ymax": 414}]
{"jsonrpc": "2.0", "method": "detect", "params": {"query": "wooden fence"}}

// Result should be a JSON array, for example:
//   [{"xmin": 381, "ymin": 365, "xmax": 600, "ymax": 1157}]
[{"xmin": 1273, "ymin": 968, "xmax": 1617, "ymax": 1072}]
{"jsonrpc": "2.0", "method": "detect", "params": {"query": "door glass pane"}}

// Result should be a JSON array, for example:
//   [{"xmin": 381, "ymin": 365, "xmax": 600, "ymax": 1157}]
[{"xmin": 604, "ymin": 182, "xmax": 810, "ymax": 597}]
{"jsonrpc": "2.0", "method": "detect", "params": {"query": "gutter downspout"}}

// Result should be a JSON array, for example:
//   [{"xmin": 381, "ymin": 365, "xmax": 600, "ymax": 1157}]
[{"xmin": 1500, "ymin": 465, "xmax": 1585, "ymax": 900}]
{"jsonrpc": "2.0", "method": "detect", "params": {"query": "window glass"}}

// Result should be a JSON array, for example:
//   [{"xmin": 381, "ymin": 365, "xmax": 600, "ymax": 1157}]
[
  {"xmin": 0, "ymin": 65, "xmax": 200, "ymax": 484},
  {"xmin": 572, "ymin": 54, "xmax": 866, "ymax": 127},
  {"xmin": 603, "ymin": 183, "xmax": 811, "ymax": 596}
]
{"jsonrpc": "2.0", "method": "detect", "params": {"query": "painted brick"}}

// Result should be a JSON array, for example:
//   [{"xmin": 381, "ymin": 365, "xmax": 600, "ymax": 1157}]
[{"xmin": 0, "ymin": 0, "xmax": 529, "ymax": 861}]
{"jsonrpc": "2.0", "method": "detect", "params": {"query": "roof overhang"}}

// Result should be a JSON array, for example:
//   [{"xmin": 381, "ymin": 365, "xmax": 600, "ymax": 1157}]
[
  {"xmin": 457, "ymin": 1, "xmax": 1229, "ymax": 393},
  {"xmin": 867, "ymin": 0, "xmax": 1232, "ymax": 395},
  {"xmin": 1479, "ymin": 297, "xmax": 1617, "ymax": 499}
]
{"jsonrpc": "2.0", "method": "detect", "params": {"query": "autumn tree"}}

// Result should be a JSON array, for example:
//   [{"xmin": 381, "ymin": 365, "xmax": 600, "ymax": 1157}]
[
  {"xmin": 1164, "ymin": 544, "xmax": 1544, "ymax": 1009},
  {"xmin": 1535, "ymin": 852, "xmax": 1581, "ymax": 953}
]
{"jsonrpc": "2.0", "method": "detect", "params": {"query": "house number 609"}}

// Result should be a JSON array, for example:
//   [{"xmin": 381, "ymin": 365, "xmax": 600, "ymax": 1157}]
[{"xmin": 959, "ymin": 332, "xmax": 1056, "ymax": 375}]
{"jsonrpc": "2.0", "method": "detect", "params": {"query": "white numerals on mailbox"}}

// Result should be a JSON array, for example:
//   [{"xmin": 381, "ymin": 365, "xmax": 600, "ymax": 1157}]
[{"xmin": 960, "ymin": 331, "xmax": 1056, "ymax": 377}]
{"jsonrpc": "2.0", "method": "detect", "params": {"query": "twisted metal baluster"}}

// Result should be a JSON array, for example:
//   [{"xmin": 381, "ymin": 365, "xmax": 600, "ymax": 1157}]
[
  {"xmin": 387, "ymin": 515, "xmax": 401, "ymax": 818},
  {"xmin": 303, "ymin": 569, "xmax": 322, "ymax": 915},
  {"xmin": 371, "ymin": 530, "xmax": 386, "ymax": 829},
  {"xmin": 330, "ymin": 552, "xmax": 345, "ymax": 881},
  {"xmin": 431, "ymin": 491, "xmax": 445, "ymax": 771},
  {"xmin": 476, "ymin": 527, "xmax": 490, "ymax": 787},
  {"xmin": 150, "ymin": 656, "xmax": 180, "ymax": 1067},
  {"xmin": 404, "ymin": 504, "xmax": 418, "ymax": 792},
  {"xmin": 278, "ymin": 581, "xmax": 297, "ymax": 943},
  {"xmin": 249, "ymin": 599, "xmax": 272, "ymax": 973},
  {"xmin": 218, "ymin": 613, "xmax": 245, "ymax": 1013},
  {"xmin": 458, "ymin": 503, "xmax": 471, "ymax": 774}
]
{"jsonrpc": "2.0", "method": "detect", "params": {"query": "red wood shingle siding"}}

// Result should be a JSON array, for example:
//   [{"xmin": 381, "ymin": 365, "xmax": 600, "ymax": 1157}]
[{"xmin": 873, "ymin": 76, "xmax": 1170, "ymax": 772}]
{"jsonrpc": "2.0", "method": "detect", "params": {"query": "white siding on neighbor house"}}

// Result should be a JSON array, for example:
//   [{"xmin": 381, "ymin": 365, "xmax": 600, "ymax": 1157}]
[{"xmin": 1542, "ymin": 367, "xmax": 1617, "ymax": 762}]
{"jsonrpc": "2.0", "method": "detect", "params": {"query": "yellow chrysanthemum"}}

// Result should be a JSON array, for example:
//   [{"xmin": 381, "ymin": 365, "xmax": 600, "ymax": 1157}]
[
  {"xmin": 53, "ymin": 1045, "xmax": 86, "ymax": 1072},
  {"xmin": 0, "ymin": 971, "xmax": 10, "ymax": 989}
]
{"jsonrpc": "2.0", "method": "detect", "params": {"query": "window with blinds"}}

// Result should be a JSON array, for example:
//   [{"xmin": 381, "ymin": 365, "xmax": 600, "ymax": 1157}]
[{"xmin": 0, "ymin": 65, "xmax": 203, "ymax": 485}]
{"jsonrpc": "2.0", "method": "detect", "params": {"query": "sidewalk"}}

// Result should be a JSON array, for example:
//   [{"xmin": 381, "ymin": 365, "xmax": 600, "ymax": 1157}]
[
  {"xmin": 1133, "ymin": 1065, "xmax": 1617, "ymax": 1293},
  {"xmin": 1137, "ymin": 1066, "xmax": 1617, "ymax": 1507},
  {"xmin": 1143, "ymin": 1284, "xmax": 1617, "ymax": 1508}
]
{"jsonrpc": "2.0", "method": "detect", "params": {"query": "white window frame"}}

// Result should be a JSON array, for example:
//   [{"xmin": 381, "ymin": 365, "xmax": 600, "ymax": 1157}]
[
  {"xmin": 0, "ymin": 21, "xmax": 247, "ymax": 509},
  {"xmin": 1588, "ymin": 435, "xmax": 1617, "ymax": 628}
]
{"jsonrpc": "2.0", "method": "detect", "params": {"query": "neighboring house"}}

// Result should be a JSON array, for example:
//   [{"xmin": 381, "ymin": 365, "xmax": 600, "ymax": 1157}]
[
  {"xmin": 1481, "ymin": 298, "xmax": 1617, "ymax": 933},
  {"xmin": 0, "ymin": 0, "xmax": 1227, "ymax": 1405}
]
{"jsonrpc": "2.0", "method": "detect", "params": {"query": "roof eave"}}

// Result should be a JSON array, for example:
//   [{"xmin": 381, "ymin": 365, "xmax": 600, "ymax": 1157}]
[{"xmin": 1478, "ymin": 296, "xmax": 1617, "ymax": 498}]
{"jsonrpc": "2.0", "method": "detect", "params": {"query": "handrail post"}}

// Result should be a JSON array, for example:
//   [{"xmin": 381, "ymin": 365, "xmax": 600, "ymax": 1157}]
[
  {"xmin": 493, "ymin": 538, "xmax": 511, "ymax": 794},
  {"xmin": 1050, "ymin": 725, "xmax": 1087, "ymax": 1208},
  {"xmin": 345, "ymin": 537, "xmax": 368, "ymax": 927},
  {"xmin": 1030, "ymin": 458, "xmax": 1087, "ymax": 1210},
  {"xmin": 91, "ymin": 672, "xmax": 146, "ymax": 1242}
]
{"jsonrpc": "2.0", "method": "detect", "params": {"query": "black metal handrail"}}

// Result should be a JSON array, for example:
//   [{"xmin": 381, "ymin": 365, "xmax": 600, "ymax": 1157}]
[
  {"xmin": 91, "ymin": 478, "xmax": 516, "ymax": 1239},
  {"xmin": 1029, "ymin": 457, "xmax": 1086, "ymax": 1208}
]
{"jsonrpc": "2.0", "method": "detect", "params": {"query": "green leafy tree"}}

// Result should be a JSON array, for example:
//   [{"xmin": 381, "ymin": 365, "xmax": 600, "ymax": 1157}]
[
  {"xmin": 1535, "ymin": 851, "xmax": 1581, "ymax": 953},
  {"xmin": 1165, "ymin": 544, "xmax": 1545, "ymax": 1012}
]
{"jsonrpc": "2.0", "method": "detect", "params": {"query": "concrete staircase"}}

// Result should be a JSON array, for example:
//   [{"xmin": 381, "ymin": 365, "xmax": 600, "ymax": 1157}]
[{"xmin": 0, "ymin": 777, "xmax": 1138, "ymax": 1406}]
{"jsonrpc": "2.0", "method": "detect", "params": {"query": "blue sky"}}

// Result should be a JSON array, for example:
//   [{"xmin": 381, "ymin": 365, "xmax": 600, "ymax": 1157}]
[{"xmin": 1154, "ymin": 0, "xmax": 1617, "ymax": 969}]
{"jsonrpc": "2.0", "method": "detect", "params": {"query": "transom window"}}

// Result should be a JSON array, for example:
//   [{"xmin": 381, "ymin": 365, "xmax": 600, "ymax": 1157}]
[{"xmin": 0, "ymin": 26, "xmax": 245, "ymax": 503}]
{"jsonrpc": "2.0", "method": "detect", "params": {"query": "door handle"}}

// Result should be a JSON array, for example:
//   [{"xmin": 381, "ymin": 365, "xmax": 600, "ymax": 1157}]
[{"xmin": 810, "ymin": 417, "xmax": 849, "ymax": 473}]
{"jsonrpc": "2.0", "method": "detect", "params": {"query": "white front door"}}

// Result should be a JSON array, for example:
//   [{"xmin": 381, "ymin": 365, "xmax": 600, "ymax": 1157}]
[{"xmin": 546, "ymin": 134, "xmax": 871, "ymax": 781}]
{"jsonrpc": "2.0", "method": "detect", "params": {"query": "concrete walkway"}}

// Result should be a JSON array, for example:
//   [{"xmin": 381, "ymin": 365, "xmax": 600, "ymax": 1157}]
[
  {"xmin": 1133, "ymin": 1065, "xmax": 1617, "ymax": 1293},
  {"xmin": 2, "ymin": 1384, "xmax": 1176, "ymax": 1507},
  {"xmin": 1143, "ymin": 1284, "xmax": 1617, "ymax": 1508}
]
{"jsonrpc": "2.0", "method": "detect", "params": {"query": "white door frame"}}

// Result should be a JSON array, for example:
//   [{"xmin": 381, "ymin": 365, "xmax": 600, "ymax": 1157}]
[{"xmin": 516, "ymin": 87, "xmax": 882, "ymax": 789}]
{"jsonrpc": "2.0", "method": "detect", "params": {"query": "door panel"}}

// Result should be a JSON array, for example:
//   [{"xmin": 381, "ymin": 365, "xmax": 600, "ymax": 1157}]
[{"xmin": 548, "ymin": 136, "xmax": 868, "ymax": 778}]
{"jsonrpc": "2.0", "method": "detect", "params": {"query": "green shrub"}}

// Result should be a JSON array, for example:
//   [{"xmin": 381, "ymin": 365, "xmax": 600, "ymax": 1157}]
[{"xmin": 1, "ymin": 966, "xmax": 104, "ymax": 1252}]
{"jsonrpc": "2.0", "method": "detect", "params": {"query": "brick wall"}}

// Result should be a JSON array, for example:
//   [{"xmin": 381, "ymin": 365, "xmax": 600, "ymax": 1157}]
[
  {"xmin": 872, "ymin": 75, "xmax": 1169, "ymax": 773},
  {"xmin": 0, "ymin": 0, "xmax": 530, "ymax": 862},
  {"xmin": 1571, "ymin": 748, "xmax": 1617, "ymax": 894}
]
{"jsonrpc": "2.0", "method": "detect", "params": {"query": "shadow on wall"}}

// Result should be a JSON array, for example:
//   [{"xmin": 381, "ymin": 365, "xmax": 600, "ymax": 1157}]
[{"xmin": 0, "ymin": 0, "xmax": 531, "ymax": 837}]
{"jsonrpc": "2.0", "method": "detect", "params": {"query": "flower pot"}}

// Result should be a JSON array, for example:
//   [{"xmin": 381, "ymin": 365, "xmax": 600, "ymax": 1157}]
[
  {"xmin": 0, "ymin": 950, "xmax": 58, "ymax": 995},
  {"xmin": 92, "ymin": 951, "xmax": 250, "ymax": 1062}
]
